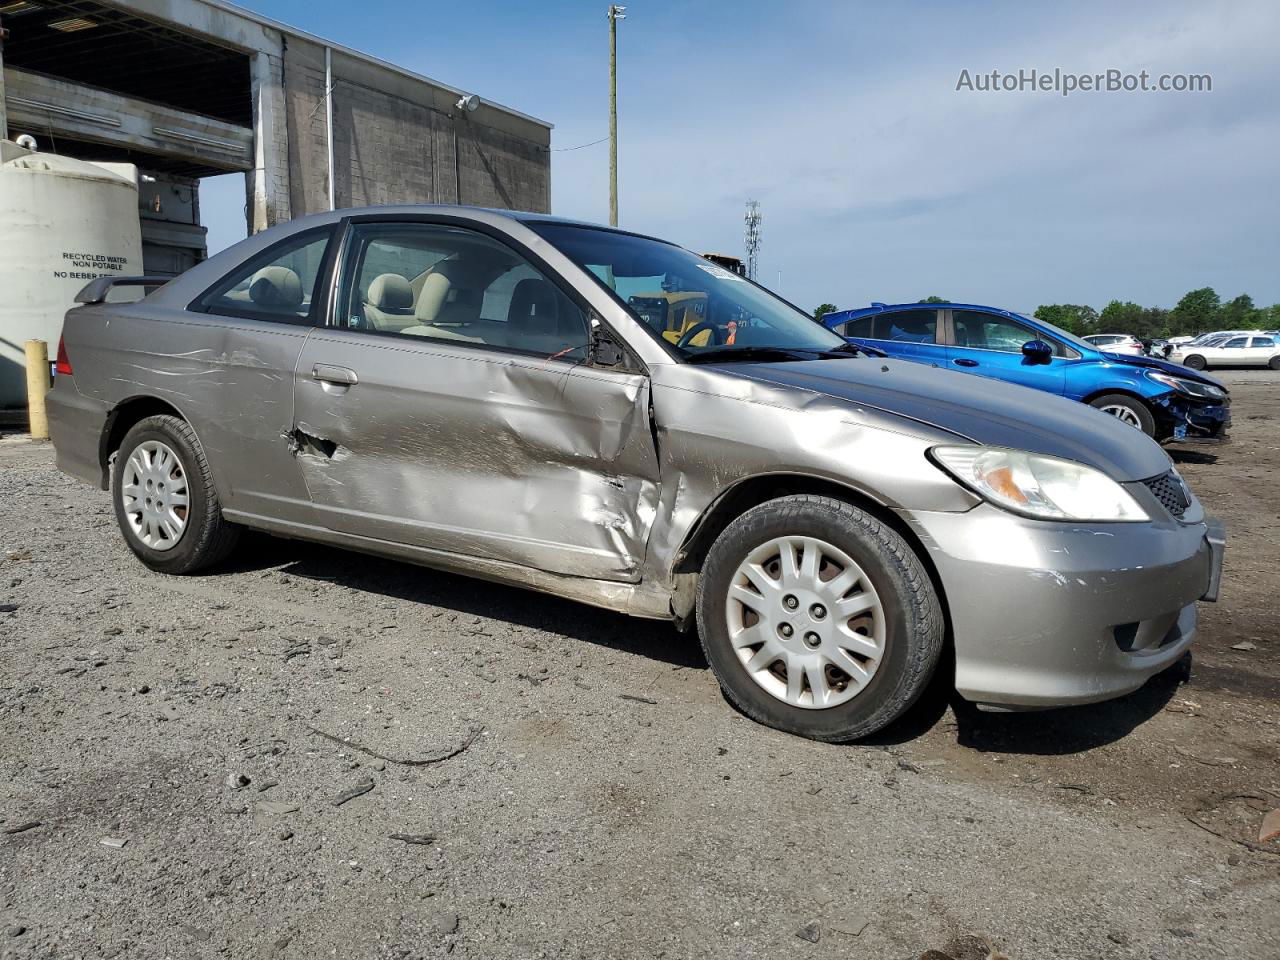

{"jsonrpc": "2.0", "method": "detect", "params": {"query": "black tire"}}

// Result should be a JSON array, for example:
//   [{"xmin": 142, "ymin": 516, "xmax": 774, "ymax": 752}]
[
  {"xmin": 111, "ymin": 414, "xmax": 240, "ymax": 574},
  {"xmin": 1088, "ymin": 393, "xmax": 1156, "ymax": 436},
  {"xmin": 1269, "ymin": 356, "xmax": 1280, "ymax": 371},
  {"xmin": 1183, "ymin": 354, "xmax": 1207, "ymax": 371},
  {"xmin": 695, "ymin": 495, "xmax": 944, "ymax": 742}
]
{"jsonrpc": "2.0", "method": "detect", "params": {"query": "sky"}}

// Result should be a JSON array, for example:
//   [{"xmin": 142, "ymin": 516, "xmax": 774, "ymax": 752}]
[{"xmin": 201, "ymin": 0, "xmax": 1280, "ymax": 315}]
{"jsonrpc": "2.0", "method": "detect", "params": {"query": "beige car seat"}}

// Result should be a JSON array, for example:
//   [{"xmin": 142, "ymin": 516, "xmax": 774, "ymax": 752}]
[
  {"xmin": 248, "ymin": 266, "xmax": 303, "ymax": 312},
  {"xmin": 362, "ymin": 273, "xmax": 417, "ymax": 332},
  {"xmin": 399, "ymin": 261, "xmax": 487, "ymax": 343}
]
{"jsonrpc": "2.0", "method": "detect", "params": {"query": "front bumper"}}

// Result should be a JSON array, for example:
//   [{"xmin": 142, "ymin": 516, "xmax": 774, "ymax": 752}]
[
  {"xmin": 1151, "ymin": 391, "xmax": 1230, "ymax": 444},
  {"xmin": 901, "ymin": 503, "xmax": 1222, "ymax": 709}
]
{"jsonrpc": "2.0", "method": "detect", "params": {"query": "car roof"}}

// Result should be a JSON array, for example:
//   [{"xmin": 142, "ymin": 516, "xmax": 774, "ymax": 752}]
[
  {"xmin": 824, "ymin": 302, "xmax": 1028, "ymax": 321},
  {"xmin": 257, "ymin": 204, "xmax": 672, "ymax": 245}
]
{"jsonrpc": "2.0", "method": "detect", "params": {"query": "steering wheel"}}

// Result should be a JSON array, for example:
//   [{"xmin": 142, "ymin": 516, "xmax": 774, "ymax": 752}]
[{"xmin": 677, "ymin": 321, "xmax": 723, "ymax": 349}]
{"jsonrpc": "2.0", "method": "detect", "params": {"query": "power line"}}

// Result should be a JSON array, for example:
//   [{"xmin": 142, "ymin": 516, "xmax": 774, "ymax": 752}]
[{"xmin": 549, "ymin": 136, "xmax": 610, "ymax": 152}]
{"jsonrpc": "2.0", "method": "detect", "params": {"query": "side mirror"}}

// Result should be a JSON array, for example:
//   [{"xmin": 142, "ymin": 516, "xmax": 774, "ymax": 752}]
[
  {"xmin": 590, "ymin": 323, "xmax": 625, "ymax": 367},
  {"xmin": 1022, "ymin": 339, "xmax": 1053, "ymax": 365}
]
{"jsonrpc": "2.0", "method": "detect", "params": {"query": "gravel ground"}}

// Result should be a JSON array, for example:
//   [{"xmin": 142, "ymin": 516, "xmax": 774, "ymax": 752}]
[{"xmin": 1, "ymin": 370, "xmax": 1277, "ymax": 959}]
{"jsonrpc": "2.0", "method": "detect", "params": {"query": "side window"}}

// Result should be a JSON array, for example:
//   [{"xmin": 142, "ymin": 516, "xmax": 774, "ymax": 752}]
[
  {"xmin": 873, "ymin": 309, "xmax": 938, "ymax": 343},
  {"xmin": 1252, "ymin": 336, "xmax": 1275, "ymax": 348},
  {"xmin": 195, "ymin": 228, "xmax": 332, "ymax": 324},
  {"xmin": 336, "ymin": 223, "xmax": 591, "ymax": 360},
  {"xmin": 953, "ymin": 310, "xmax": 1042, "ymax": 354},
  {"xmin": 1223, "ymin": 337, "xmax": 1248, "ymax": 348},
  {"xmin": 842, "ymin": 310, "xmax": 938, "ymax": 343},
  {"xmin": 838, "ymin": 316, "xmax": 874, "ymax": 338}
]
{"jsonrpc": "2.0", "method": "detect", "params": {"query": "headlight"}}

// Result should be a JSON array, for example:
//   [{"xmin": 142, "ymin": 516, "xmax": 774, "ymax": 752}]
[
  {"xmin": 1144, "ymin": 370, "xmax": 1225, "ymax": 399},
  {"xmin": 930, "ymin": 446, "xmax": 1150, "ymax": 522}
]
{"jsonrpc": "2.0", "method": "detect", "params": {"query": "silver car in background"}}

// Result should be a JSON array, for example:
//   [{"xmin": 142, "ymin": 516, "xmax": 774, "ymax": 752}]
[{"xmin": 47, "ymin": 207, "xmax": 1225, "ymax": 742}]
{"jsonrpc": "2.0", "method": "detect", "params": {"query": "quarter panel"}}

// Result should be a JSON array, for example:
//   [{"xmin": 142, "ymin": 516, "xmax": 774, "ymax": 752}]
[{"xmin": 61, "ymin": 303, "xmax": 313, "ymax": 522}]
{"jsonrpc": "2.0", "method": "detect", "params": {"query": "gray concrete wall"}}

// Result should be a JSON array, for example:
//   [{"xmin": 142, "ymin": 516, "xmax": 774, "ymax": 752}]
[{"xmin": 283, "ymin": 38, "xmax": 550, "ymax": 218}]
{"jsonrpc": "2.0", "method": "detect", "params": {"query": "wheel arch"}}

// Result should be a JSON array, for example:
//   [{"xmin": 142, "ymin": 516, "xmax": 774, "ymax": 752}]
[
  {"xmin": 1080, "ymin": 385, "xmax": 1157, "ymax": 408},
  {"xmin": 671, "ymin": 472, "xmax": 952, "ymax": 637},
  {"xmin": 99, "ymin": 395, "xmax": 195, "ymax": 487}
]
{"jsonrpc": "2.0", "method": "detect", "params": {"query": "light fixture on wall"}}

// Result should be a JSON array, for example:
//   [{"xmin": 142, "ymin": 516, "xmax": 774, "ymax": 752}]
[{"xmin": 451, "ymin": 95, "xmax": 479, "ymax": 206}]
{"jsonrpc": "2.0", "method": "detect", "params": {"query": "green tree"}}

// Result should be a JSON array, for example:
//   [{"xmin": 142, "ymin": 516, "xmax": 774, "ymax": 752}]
[
  {"xmin": 1169, "ymin": 287, "xmax": 1220, "ymax": 337},
  {"xmin": 813, "ymin": 303, "xmax": 839, "ymax": 321},
  {"xmin": 1218, "ymin": 293, "xmax": 1261, "ymax": 331},
  {"xmin": 919, "ymin": 296, "xmax": 947, "ymax": 303},
  {"xmin": 1098, "ymin": 300, "xmax": 1143, "ymax": 334},
  {"xmin": 1097, "ymin": 301, "xmax": 1168, "ymax": 338},
  {"xmin": 1034, "ymin": 303, "xmax": 1099, "ymax": 336}
]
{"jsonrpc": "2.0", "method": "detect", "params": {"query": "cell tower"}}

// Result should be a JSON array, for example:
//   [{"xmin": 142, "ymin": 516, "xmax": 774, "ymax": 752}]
[{"xmin": 744, "ymin": 200, "xmax": 762, "ymax": 281}]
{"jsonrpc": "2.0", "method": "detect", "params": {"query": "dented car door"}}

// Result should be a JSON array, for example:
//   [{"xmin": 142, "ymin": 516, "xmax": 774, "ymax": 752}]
[{"xmin": 289, "ymin": 219, "xmax": 661, "ymax": 582}]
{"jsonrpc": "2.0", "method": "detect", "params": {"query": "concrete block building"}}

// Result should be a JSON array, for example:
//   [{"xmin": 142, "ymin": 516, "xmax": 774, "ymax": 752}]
[{"xmin": 0, "ymin": 0, "xmax": 553, "ymax": 275}]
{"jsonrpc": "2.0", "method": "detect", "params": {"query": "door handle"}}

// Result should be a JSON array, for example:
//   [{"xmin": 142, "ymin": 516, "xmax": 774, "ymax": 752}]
[
  {"xmin": 312, "ymin": 364, "xmax": 358, "ymax": 385},
  {"xmin": 953, "ymin": 358, "xmax": 979, "ymax": 367}
]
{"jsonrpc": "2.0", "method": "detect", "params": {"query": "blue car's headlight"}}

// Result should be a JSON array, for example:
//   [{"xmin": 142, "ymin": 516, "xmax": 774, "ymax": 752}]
[{"xmin": 1144, "ymin": 370, "xmax": 1225, "ymax": 399}]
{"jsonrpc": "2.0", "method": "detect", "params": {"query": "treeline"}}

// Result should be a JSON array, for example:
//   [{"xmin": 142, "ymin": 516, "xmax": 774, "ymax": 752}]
[
  {"xmin": 1035, "ymin": 289, "xmax": 1279, "ymax": 339},
  {"xmin": 813, "ymin": 290, "xmax": 1279, "ymax": 339}
]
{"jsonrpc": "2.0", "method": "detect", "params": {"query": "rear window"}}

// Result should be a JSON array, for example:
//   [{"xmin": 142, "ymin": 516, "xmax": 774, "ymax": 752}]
[
  {"xmin": 194, "ymin": 227, "xmax": 333, "ymax": 325},
  {"xmin": 840, "ymin": 309, "xmax": 938, "ymax": 343}
]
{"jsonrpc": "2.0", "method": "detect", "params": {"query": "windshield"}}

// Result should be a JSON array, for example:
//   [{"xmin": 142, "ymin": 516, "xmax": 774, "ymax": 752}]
[
  {"xmin": 528, "ymin": 223, "xmax": 848, "ymax": 359},
  {"xmin": 1014, "ymin": 313, "xmax": 1097, "ymax": 354}
]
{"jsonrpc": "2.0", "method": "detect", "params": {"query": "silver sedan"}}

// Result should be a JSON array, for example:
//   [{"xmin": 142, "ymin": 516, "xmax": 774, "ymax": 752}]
[{"xmin": 47, "ymin": 207, "xmax": 1224, "ymax": 741}]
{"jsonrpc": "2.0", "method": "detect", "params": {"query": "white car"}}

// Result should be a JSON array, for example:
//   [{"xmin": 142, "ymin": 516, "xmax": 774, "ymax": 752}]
[
  {"xmin": 1169, "ymin": 333, "xmax": 1280, "ymax": 370},
  {"xmin": 1083, "ymin": 333, "xmax": 1146, "ymax": 356}
]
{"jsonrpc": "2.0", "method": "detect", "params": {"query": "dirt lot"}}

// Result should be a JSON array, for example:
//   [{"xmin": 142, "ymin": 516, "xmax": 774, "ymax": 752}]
[{"xmin": 1, "ymin": 370, "xmax": 1277, "ymax": 960}]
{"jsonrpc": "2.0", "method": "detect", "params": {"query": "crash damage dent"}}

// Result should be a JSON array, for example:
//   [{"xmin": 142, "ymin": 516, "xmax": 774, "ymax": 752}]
[
  {"xmin": 60, "ymin": 304, "xmax": 316, "ymax": 524},
  {"xmin": 636, "ymin": 363, "xmax": 981, "ymax": 621},
  {"xmin": 1148, "ymin": 390, "xmax": 1231, "ymax": 442},
  {"xmin": 289, "ymin": 338, "xmax": 661, "ymax": 587}
]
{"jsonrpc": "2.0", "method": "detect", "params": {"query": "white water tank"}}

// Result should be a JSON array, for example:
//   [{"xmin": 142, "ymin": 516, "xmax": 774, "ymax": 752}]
[{"xmin": 0, "ymin": 143, "xmax": 144, "ymax": 407}]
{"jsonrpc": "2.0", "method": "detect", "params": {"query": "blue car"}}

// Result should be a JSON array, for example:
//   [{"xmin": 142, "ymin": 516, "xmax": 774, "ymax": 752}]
[{"xmin": 821, "ymin": 302, "xmax": 1230, "ymax": 443}]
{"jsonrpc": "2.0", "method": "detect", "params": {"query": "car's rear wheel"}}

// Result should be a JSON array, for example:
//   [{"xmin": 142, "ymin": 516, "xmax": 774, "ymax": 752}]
[
  {"xmin": 1183, "ymin": 354, "xmax": 1207, "ymax": 371},
  {"xmin": 1089, "ymin": 393, "xmax": 1155, "ymax": 436},
  {"xmin": 112, "ymin": 414, "xmax": 240, "ymax": 574},
  {"xmin": 696, "ymin": 495, "xmax": 944, "ymax": 742},
  {"xmin": 1269, "ymin": 356, "xmax": 1280, "ymax": 371}
]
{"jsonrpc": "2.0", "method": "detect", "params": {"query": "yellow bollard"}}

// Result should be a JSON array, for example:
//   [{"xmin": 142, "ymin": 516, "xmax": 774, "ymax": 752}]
[{"xmin": 24, "ymin": 339, "xmax": 51, "ymax": 440}]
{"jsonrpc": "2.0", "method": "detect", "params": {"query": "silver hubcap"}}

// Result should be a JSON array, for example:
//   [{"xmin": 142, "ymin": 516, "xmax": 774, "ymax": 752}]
[
  {"xmin": 725, "ymin": 536, "xmax": 884, "ymax": 710},
  {"xmin": 1100, "ymin": 404, "xmax": 1142, "ymax": 428},
  {"xmin": 121, "ymin": 440, "xmax": 190, "ymax": 551}
]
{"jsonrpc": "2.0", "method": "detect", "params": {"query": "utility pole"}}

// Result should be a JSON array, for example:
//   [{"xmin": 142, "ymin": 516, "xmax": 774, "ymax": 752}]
[
  {"xmin": 0, "ymin": 14, "xmax": 9, "ymax": 142},
  {"xmin": 607, "ymin": 5, "xmax": 626, "ymax": 226}
]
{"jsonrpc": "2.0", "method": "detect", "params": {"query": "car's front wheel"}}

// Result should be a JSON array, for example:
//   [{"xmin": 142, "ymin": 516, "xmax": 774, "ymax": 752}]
[
  {"xmin": 112, "ymin": 414, "xmax": 240, "ymax": 574},
  {"xmin": 696, "ymin": 495, "xmax": 944, "ymax": 742},
  {"xmin": 1089, "ymin": 393, "xmax": 1156, "ymax": 436},
  {"xmin": 1183, "ymin": 354, "xmax": 1207, "ymax": 371}
]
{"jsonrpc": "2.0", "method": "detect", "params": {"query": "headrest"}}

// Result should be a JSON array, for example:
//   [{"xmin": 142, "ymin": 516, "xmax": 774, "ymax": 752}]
[
  {"xmin": 415, "ymin": 271, "xmax": 451, "ymax": 323},
  {"xmin": 249, "ymin": 266, "xmax": 303, "ymax": 308},
  {"xmin": 507, "ymin": 278, "xmax": 559, "ymax": 335},
  {"xmin": 367, "ymin": 273, "xmax": 413, "ymax": 311}
]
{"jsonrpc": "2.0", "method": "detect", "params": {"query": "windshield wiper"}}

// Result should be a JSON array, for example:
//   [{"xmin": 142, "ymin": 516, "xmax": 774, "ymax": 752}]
[
  {"xmin": 820, "ymin": 342, "xmax": 885, "ymax": 358},
  {"xmin": 683, "ymin": 346, "xmax": 822, "ymax": 364}
]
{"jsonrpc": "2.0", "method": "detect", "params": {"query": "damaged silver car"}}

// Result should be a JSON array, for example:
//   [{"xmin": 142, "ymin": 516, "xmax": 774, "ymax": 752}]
[{"xmin": 47, "ymin": 207, "xmax": 1225, "ymax": 742}]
